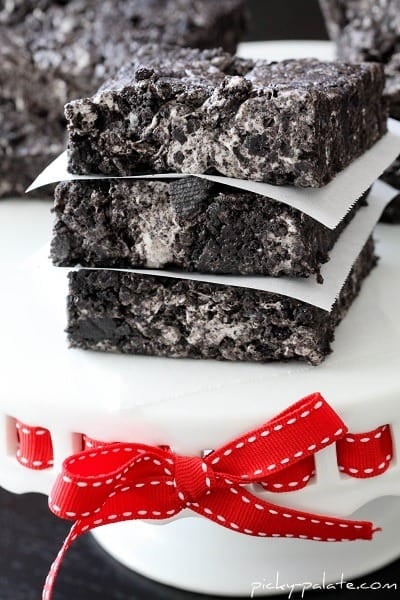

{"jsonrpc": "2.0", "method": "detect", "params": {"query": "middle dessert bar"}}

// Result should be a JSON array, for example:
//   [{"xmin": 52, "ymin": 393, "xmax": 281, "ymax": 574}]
[
  {"xmin": 51, "ymin": 178, "xmax": 367, "ymax": 279},
  {"xmin": 65, "ymin": 45, "xmax": 387, "ymax": 187},
  {"xmin": 66, "ymin": 237, "xmax": 376, "ymax": 366}
]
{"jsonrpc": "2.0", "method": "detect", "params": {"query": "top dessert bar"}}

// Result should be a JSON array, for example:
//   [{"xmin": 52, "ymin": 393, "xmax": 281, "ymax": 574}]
[
  {"xmin": 65, "ymin": 45, "xmax": 387, "ymax": 186},
  {"xmin": 1, "ymin": 0, "xmax": 246, "ymax": 197},
  {"xmin": 320, "ymin": 0, "xmax": 400, "ymax": 118}
]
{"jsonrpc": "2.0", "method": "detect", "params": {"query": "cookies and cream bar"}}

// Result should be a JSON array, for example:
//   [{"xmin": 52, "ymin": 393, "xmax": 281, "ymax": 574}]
[
  {"xmin": 320, "ymin": 0, "xmax": 400, "ymax": 221},
  {"xmin": 66, "ymin": 237, "xmax": 376, "ymax": 366},
  {"xmin": 320, "ymin": 0, "xmax": 400, "ymax": 118},
  {"xmin": 1, "ymin": 1, "xmax": 246, "ymax": 53},
  {"xmin": 51, "ymin": 178, "xmax": 367, "ymax": 279},
  {"xmin": 65, "ymin": 46, "xmax": 387, "ymax": 187}
]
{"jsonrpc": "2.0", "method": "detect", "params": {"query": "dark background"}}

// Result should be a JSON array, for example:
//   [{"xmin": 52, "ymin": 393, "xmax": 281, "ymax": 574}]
[
  {"xmin": 246, "ymin": 0, "xmax": 328, "ymax": 41},
  {"xmin": 0, "ymin": 1, "xmax": 397, "ymax": 599}
]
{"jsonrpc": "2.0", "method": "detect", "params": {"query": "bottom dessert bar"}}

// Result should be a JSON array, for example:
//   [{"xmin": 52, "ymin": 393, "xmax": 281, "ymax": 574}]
[{"xmin": 67, "ymin": 237, "xmax": 376, "ymax": 366}]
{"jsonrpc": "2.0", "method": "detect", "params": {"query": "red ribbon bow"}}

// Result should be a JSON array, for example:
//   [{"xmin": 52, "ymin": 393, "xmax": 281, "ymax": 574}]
[{"xmin": 43, "ymin": 393, "xmax": 378, "ymax": 599}]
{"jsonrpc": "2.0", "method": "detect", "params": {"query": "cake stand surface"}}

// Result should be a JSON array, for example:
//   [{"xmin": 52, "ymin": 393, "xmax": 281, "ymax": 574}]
[{"xmin": 1, "ymin": 41, "xmax": 400, "ymax": 597}]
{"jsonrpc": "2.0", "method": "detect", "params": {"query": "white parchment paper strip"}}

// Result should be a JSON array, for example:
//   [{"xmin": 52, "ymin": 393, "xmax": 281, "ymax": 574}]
[
  {"xmin": 71, "ymin": 181, "xmax": 397, "ymax": 312},
  {"xmin": 27, "ymin": 119, "xmax": 400, "ymax": 230}
]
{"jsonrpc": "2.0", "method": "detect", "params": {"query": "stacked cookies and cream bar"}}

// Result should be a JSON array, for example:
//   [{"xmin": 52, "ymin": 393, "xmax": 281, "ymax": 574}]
[
  {"xmin": 43, "ymin": 44, "xmax": 400, "ymax": 365},
  {"xmin": 320, "ymin": 0, "xmax": 400, "ymax": 222}
]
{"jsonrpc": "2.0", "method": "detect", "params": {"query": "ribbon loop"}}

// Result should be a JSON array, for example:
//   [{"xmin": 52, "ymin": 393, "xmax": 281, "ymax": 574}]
[{"xmin": 207, "ymin": 392, "xmax": 347, "ymax": 482}]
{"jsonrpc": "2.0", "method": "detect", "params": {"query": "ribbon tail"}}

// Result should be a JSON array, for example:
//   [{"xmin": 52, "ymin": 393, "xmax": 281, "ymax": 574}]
[
  {"xmin": 43, "ymin": 484, "xmax": 182, "ymax": 600},
  {"xmin": 42, "ymin": 521, "xmax": 80, "ymax": 600},
  {"xmin": 191, "ymin": 488, "xmax": 377, "ymax": 542}
]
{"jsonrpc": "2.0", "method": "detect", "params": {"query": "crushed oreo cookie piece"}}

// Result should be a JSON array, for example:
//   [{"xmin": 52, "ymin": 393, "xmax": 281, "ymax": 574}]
[{"xmin": 169, "ymin": 177, "xmax": 215, "ymax": 218}]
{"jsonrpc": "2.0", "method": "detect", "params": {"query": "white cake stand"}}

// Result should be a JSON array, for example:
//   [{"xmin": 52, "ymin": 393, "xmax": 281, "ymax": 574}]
[
  {"xmin": 1, "ymin": 195, "xmax": 400, "ymax": 596},
  {"xmin": 1, "ymin": 41, "xmax": 400, "ymax": 597}
]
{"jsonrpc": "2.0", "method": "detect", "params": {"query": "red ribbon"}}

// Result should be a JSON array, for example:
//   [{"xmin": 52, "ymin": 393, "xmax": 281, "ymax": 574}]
[
  {"xmin": 337, "ymin": 424, "xmax": 393, "ymax": 478},
  {"xmin": 15, "ymin": 422, "xmax": 53, "ymax": 470},
  {"xmin": 43, "ymin": 393, "xmax": 379, "ymax": 599}
]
